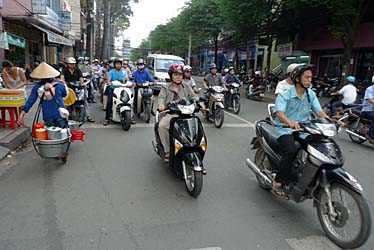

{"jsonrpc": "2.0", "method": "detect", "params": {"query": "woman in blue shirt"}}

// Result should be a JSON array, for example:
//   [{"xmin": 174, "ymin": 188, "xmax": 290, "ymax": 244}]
[{"xmin": 17, "ymin": 62, "xmax": 68, "ymax": 128}]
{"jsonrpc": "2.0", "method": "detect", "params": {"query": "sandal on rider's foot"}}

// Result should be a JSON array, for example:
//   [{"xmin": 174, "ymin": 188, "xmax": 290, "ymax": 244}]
[
  {"xmin": 102, "ymin": 107, "xmax": 106, "ymax": 111},
  {"xmin": 131, "ymin": 118, "xmax": 136, "ymax": 125},
  {"xmin": 163, "ymin": 153, "xmax": 170, "ymax": 163},
  {"xmin": 368, "ymin": 137, "xmax": 374, "ymax": 144},
  {"xmin": 272, "ymin": 182, "xmax": 285, "ymax": 197},
  {"xmin": 202, "ymin": 168, "xmax": 207, "ymax": 175},
  {"xmin": 103, "ymin": 120, "xmax": 109, "ymax": 126},
  {"xmin": 87, "ymin": 116, "xmax": 95, "ymax": 122}
]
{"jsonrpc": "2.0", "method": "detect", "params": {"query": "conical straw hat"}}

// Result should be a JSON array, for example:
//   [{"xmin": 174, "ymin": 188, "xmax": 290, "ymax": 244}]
[{"xmin": 30, "ymin": 62, "xmax": 60, "ymax": 79}]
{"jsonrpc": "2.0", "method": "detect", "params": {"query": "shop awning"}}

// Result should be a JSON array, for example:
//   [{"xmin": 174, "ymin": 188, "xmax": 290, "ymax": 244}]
[
  {"xmin": 0, "ymin": 32, "xmax": 26, "ymax": 49},
  {"xmin": 31, "ymin": 24, "xmax": 74, "ymax": 47}
]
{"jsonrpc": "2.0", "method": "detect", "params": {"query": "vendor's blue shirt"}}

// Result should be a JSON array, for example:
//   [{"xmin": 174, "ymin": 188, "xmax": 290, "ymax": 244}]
[
  {"xmin": 362, "ymin": 85, "xmax": 374, "ymax": 112},
  {"xmin": 23, "ymin": 80, "xmax": 67, "ymax": 123},
  {"xmin": 274, "ymin": 86, "xmax": 322, "ymax": 139},
  {"xmin": 224, "ymin": 74, "xmax": 240, "ymax": 84},
  {"xmin": 108, "ymin": 69, "xmax": 128, "ymax": 81},
  {"xmin": 132, "ymin": 69, "xmax": 155, "ymax": 84}
]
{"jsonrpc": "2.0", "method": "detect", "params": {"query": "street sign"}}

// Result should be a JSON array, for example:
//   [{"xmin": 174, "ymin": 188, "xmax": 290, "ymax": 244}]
[
  {"xmin": 32, "ymin": 0, "xmax": 47, "ymax": 14},
  {"xmin": 60, "ymin": 11, "xmax": 72, "ymax": 31}
]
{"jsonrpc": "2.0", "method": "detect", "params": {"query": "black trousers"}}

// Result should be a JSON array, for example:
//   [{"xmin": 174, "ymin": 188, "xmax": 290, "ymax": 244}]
[
  {"xmin": 275, "ymin": 134, "xmax": 310, "ymax": 184},
  {"xmin": 105, "ymin": 86, "xmax": 114, "ymax": 120}
]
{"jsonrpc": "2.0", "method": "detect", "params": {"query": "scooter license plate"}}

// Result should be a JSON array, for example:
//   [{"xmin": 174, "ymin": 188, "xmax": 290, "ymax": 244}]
[{"xmin": 260, "ymin": 93, "xmax": 265, "ymax": 97}]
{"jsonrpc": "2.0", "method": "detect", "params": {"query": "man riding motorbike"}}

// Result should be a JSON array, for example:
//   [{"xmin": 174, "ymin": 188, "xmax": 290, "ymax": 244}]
[
  {"xmin": 60, "ymin": 57, "xmax": 95, "ymax": 122},
  {"xmin": 223, "ymin": 67, "xmax": 241, "ymax": 105},
  {"xmin": 329, "ymin": 75, "xmax": 357, "ymax": 115},
  {"xmin": 92, "ymin": 59, "xmax": 103, "ymax": 92},
  {"xmin": 79, "ymin": 57, "xmax": 95, "ymax": 103},
  {"xmin": 132, "ymin": 59, "xmax": 155, "ymax": 116},
  {"xmin": 361, "ymin": 75, "xmax": 374, "ymax": 144},
  {"xmin": 103, "ymin": 58, "xmax": 129, "ymax": 126},
  {"xmin": 182, "ymin": 65, "xmax": 199, "ymax": 94},
  {"xmin": 123, "ymin": 60, "xmax": 132, "ymax": 78},
  {"xmin": 272, "ymin": 64, "xmax": 332, "ymax": 195},
  {"xmin": 275, "ymin": 63, "xmax": 300, "ymax": 96},
  {"xmin": 203, "ymin": 63, "xmax": 227, "ymax": 101},
  {"xmin": 224, "ymin": 67, "xmax": 240, "ymax": 85},
  {"xmin": 158, "ymin": 64, "xmax": 198, "ymax": 163}
]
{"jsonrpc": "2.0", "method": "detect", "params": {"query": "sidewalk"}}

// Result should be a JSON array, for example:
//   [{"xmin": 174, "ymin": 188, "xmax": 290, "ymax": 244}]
[{"xmin": 0, "ymin": 86, "xmax": 36, "ymax": 160}]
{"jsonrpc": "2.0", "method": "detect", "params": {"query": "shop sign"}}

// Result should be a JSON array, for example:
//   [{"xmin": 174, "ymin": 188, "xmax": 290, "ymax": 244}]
[
  {"xmin": 60, "ymin": 11, "xmax": 72, "ymax": 31},
  {"xmin": 47, "ymin": 32, "xmax": 73, "ymax": 46},
  {"xmin": 0, "ymin": 32, "xmax": 9, "ymax": 50},
  {"xmin": 46, "ymin": 7, "xmax": 60, "ymax": 28},
  {"xmin": 277, "ymin": 43, "xmax": 293, "ymax": 57},
  {"xmin": 32, "ymin": 0, "xmax": 47, "ymax": 14},
  {"xmin": 6, "ymin": 33, "xmax": 26, "ymax": 49}
]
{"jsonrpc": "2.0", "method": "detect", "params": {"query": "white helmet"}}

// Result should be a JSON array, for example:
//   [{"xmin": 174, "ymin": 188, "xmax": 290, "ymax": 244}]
[
  {"xmin": 372, "ymin": 75, "xmax": 374, "ymax": 83},
  {"xmin": 65, "ymin": 57, "xmax": 76, "ymax": 64},
  {"xmin": 255, "ymin": 71, "xmax": 261, "ymax": 76},
  {"xmin": 224, "ymin": 68, "xmax": 229, "ymax": 73},
  {"xmin": 287, "ymin": 63, "xmax": 303, "ymax": 75},
  {"xmin": 183, "ymin": 65, "xmax": 192, "ymax": 72}
]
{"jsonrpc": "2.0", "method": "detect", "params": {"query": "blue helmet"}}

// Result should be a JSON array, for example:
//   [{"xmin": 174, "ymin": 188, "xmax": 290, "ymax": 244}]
[{"xmin": 346, "ymin": 76, "xmax": 355, "ymax": 83}]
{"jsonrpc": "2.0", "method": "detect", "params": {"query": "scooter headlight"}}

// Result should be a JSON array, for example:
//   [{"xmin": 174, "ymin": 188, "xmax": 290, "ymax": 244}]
[{"xmin": 120, "ymin": 90, "xmax": 129, "ymax": 103}]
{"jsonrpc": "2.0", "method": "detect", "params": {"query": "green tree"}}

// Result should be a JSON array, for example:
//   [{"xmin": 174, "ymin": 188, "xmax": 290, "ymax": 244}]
[
  {"xmin": 183, "ymin": 0, "xmax": 225, "ymax": 64},
  {"xmin": 130, "ymin": 39, "xmax": 150, "ymax": 61},
  {"xmin": 219, "ymin": 0, "xmax": 286, "ymax": 75},
  {"xmin": 303, "ymin": 0, "xmax": 374, "ymax": 83}
]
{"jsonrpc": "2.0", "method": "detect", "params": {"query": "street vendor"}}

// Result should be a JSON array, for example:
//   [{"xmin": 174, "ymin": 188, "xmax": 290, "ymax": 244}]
[{"xmin": 17, "ymin": 62, "xmax": 68, "ymax": 128}]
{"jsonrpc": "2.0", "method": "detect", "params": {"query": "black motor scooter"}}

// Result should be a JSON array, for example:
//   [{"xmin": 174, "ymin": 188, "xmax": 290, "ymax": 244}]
[
  {"xmin": 152, "ymin": 99, "xmax": 207, "ymax": 198},
  {"xmin": 246, "ymin": 118, "xmax": 371, "ymax": 249}
]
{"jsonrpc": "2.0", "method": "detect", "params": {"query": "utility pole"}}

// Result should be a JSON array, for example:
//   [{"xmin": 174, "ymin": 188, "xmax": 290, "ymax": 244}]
[
  {"xmin": 188, "ymin": 34, "xmax": 192, "ymax": 65},
  {"xmin": 101, "ymin": 0, "xmax": 111, "ymax": 59}
]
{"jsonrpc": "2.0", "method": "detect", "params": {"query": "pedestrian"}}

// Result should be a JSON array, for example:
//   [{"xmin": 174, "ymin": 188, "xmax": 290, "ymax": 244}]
[
  {"xmin": 1, "ymin": 60, "xmax": 27, "ymax": 90},
  {"xmin": 17, "ymin": 62, "xmax": 68, "ymax": 128}
]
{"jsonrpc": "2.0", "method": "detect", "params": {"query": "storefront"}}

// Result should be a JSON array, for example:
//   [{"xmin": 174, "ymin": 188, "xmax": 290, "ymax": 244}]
[{"xmin": 297, "ymin": 22, "xmax": 374, "ymax": 81}]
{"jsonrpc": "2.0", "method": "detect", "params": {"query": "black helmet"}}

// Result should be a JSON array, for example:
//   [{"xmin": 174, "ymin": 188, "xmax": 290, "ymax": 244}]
[
  {"xmin": 113, "ymin": 58, "xmax": 122, "ymax": 64},
  {"xmin": 209, "ymin": 63, "xmax": 217, "ymax": 70},
  {"xmin": 291, "ymin": 64, "xmax": 313, "ymax": 88},
  {"xmin": 137, "ymin": 59, "xmax": 144, "ymax": 65}
]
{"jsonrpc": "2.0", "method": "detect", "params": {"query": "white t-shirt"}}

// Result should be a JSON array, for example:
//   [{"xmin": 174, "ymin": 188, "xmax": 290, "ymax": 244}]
[
  {"xmin": 338, "ymin": 84, "xmax": 357, "ymax": 105},
  {"xmin": 275, "ymin": 79, "xmax": 293, "ymax": 94}
]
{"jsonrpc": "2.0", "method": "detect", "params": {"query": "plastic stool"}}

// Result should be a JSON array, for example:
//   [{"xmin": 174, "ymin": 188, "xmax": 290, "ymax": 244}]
[{"xmin": 0, "ymin": 107, "xmax": 20, "ymax": 130}]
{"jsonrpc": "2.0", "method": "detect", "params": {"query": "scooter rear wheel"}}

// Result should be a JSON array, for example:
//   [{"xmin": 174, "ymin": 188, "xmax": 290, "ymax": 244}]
[{"xmin": 254, "ymin": 148, "xmax": 272, "ymax": 190}]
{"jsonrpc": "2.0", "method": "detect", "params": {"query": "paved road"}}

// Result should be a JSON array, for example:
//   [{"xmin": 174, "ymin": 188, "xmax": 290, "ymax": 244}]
[{"xmin": 0, "ymin": 79, "xmax": 373, "ymax": 250}]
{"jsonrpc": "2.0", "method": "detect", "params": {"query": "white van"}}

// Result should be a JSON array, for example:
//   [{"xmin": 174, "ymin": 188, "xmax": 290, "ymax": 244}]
[{"xmin": 146, "ymin": 54, "xmax": 185, "ymax": 82}]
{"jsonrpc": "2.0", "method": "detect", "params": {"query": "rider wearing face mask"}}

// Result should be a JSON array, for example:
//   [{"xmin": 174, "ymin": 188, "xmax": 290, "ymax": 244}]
[
  {"xmin": 132, "ymin": 59, "xmax": 155, "ymax": 115},
  {"xmin": 157, "ymin": 64, "xmax": 198, "ymax": 162}
]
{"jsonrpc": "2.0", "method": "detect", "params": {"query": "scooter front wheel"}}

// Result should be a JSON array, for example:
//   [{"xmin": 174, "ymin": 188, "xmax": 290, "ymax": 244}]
[
  {"xmin": 233, "ymin": 97, "xmax": 241, "ymax": 114},
  {"xmin": 214, "ymin": 107, "xmax": 224, "ymax": 128},
  {"xmin": 121, "ymin": 110, "xmax": 132, "ymax": 131},
  {"xmin": 316, "ymin": 183, "xmax": 371, "ymax": 249},
  {"xmin": 183, "ymin": 160, "xmax": 203, "ymax": 198},
  {"xmin": 144, "ymin": 103, "xmax": 151, "ymax": 123}
]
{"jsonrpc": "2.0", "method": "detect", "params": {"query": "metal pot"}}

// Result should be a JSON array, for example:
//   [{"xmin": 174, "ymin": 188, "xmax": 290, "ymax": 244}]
[
  {"xmin": 46, "ymin": 127, "xmax": 62, "ymax": 140},
  {"xmin": 68, "ymin": 120, "xmax": 80, "ymax": 130}
]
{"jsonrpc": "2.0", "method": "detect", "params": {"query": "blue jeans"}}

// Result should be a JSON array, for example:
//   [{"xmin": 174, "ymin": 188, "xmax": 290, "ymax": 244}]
[{"xmin": 362, "ymin": 111, "xmax": 374, "ymax": 139}]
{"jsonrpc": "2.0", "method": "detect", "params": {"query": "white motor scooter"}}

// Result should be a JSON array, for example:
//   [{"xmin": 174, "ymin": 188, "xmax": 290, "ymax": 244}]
[{"xmin": 111, "ymin": 80, "xmax": 134, "ymax": 131}]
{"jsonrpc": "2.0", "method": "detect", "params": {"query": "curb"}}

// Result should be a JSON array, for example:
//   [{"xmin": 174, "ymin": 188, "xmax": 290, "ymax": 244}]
[
  {"xmin": 0, "ymin": 127, "xmax": 30, "ymax": 160},
  {"xmin": 0, "ymin": 127, "xmax": 31, "ymax": 150}
]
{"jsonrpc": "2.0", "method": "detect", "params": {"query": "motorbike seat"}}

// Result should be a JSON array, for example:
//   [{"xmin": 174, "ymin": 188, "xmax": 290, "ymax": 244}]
[
  {"xmin": 258, "ymin": 122, "xmax": 301, "ymax": 154},
  {"xmin": 352, "ymin": 109, "xmax": 362, "ymax": 117},
  {"xmin": 258, "ymin": 123, "xmax": 283, "ymax": 153}
]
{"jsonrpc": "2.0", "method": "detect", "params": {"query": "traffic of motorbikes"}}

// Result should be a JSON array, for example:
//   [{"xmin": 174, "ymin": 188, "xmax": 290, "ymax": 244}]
[{"xmin": 26, "ymin": 56, "xmax": 372, "ymax": 249}]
